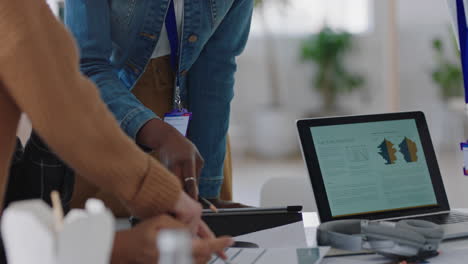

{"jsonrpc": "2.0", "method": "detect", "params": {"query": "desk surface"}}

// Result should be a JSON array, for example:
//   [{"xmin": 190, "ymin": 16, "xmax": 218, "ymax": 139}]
[
  {"xmin": 303, "ymin": 210, "xmax": 468, "ymax": 263},
  {"xmin": 118, "ymin": 211, "xmax": 468, "ymax": 248},
  {"xmin": 117, "ymin": 210, "xmax": 468, "ymax": 262}
]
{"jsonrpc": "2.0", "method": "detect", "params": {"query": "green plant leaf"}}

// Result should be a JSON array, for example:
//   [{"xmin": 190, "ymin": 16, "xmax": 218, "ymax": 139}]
[
  {"xmin": 300, "ymin": 26, "xmax": 365, "ymax": 108},
  {"xmin": 431, "ymin": 34, "xmax": 463, "ymax": 100}
]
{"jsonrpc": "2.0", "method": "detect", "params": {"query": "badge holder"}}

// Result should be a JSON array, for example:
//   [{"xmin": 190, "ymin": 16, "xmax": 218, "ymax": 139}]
[
  {"xmin": 162, "ymin": 0, "xmax": 192, "ymax": 137},
  {"xmin": 164, "ymin": 108, "xmax": 192, "ymax": 137}
]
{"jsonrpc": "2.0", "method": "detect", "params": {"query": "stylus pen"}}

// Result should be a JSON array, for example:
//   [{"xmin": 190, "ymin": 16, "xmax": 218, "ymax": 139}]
[
  {"xmin": 324, "ymin": 252, "xmax": 377, "ymax": 258},
  {"xmin": 199, "ymin": 196, "xmax": 219, "ymax": 213},
  {"xmin": 183, "ymin": 176, "xmax": 218, "ymax": 213}
]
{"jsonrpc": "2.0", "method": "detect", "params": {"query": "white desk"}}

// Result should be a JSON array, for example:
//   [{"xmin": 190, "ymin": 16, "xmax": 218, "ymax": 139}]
[
  {"xmin": 117, "ymin": 211, "xmax": 468, "ymax": 263},
  {"xmin": 302, "ymin": 211, "xmax": 468, "ymax": 263}
]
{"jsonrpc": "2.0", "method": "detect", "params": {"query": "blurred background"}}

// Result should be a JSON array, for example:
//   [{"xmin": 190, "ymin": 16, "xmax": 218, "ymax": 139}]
[{"xmin": 39, "ymin": 0, "xmax": 468, "ymax": 210}]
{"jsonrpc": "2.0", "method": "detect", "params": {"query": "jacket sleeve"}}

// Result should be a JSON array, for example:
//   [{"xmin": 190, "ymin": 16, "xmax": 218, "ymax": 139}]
[
  {"xmin": 64, "ymin": 0, "xmax": 157, "ymax": 140},
  {"xmin": 0, "ymin": 0, "xmax": 181, "ymax": 218}
]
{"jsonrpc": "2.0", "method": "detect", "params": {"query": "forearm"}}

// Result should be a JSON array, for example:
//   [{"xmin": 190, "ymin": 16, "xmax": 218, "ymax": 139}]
[
  {"xmin": 66, "ymin": 0, "xmax": 158, "ymax": 141},
  {"xmin": 0, "ymin": 0, "xmax": 181, "ymax": 217}
]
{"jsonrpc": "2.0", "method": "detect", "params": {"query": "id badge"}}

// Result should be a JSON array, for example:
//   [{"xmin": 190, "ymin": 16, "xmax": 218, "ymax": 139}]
[
  {"xmin": 461, "ymin": 142, "xmax": 468, "ymax": 176},
  {"xmin": 164, "ymin": 109, "xmax": 192, "ymax": 136}
]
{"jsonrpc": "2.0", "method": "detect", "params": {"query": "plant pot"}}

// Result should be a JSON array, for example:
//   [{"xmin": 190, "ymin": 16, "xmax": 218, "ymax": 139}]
[{"xmin": 251, "ymin": 108, "xmax": 297, "ymax": 159}]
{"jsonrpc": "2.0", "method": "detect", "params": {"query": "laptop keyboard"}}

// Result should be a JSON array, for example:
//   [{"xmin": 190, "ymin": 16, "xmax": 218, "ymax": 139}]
[{"xmin": 407, "ymin": 212, "xmax": 468, "ymax": 225}]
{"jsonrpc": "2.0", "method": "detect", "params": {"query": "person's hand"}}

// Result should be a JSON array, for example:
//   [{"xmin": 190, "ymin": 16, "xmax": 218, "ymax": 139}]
[
  {"xmin": 111, "ymin": 214, "xmax": 233, "ymax": 264},
  {"xmin": 172, "ymin": 192, "xmax": 220, "ymax": 245},
  {"xmin": 111, "ymin": 214, "xmax": 185, "ymax": 264},
  {"xmin": 193, "ymin": 237, "xmax": 234, "ymax": 264},
  {"xmin": 137, "ymin": 118, "xmax": 204, "ymax": 199},
  {"xmin": 173, "ymin": 191, "xmax": 204, "ymax": 234}
]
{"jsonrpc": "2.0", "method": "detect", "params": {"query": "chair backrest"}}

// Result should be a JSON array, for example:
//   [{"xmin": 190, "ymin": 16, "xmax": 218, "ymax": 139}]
[{"xmin": 260, "ymin": 176, "xmax": 317, "ymax": 212}]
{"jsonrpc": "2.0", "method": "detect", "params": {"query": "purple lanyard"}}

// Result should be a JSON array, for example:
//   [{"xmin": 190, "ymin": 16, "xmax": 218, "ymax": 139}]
[
  {"xmin": 165, "ymin": 0, "xmax": 184, "ymax": 110},
  {"xmin": 166, "ymin": 0, "xmax": 179, "ymax": 76},
  {"xmin": 456, "ymin": 0, "xmax": 468, "ymax": 104},
  {"xmin": 457, "ymin": 0, "xmax": 468, "ymax": 176}
]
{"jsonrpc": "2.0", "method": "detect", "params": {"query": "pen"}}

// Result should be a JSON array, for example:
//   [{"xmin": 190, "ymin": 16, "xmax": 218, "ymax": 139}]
[
  {"xmin": 184, "ymin": 176, "xmax": 218, "ymax": 213},
  {"xmin": 199, "ymin": 196, "xmax": 219, "ymax": 213}
]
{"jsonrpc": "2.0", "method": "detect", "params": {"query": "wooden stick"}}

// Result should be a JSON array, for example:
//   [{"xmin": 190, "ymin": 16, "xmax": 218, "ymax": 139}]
[{"xmin": 51, "ymin": 190, "xmax": 64, "ymax": 232}]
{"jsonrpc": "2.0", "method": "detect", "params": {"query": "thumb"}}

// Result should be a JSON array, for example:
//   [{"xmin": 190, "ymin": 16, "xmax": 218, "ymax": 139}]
[
  {"xmin": 207, "ymin": 237, "xmax": 234, "ymax": 253},
  {"xmin": 192, "ymin": 236, "xmax": 234, "ymax": 261}
]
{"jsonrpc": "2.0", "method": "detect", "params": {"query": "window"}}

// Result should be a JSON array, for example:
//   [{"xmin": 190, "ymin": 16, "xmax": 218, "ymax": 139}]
[{"xmin": 251, "ymin": 0, "xmax": 372, "ymax": 36}]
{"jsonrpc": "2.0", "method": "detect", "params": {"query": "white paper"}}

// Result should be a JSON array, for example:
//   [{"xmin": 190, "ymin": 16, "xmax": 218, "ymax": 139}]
[
  {"xmin": 2, "ymin": 199, "xmax": 115, "ymax": 264},
  {"xmin": 234, "ymin": 221, "xmax": 308, "ymax": 248},
  {"xmin": 210, "ymin": 247, "xmax": 329, "ymax": 264}
]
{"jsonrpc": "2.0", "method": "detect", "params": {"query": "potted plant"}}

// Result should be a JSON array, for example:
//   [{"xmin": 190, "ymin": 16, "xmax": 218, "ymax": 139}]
[
  {"xmin": 301, "ymin": 26, "xmax": 364, "ymax": 114},
  {"xmin": 431, "ymin": 37, "xmax": 463, "ymax": 103}
]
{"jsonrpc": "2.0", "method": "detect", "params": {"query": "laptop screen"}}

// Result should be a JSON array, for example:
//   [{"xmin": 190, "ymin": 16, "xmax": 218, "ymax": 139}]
[{"xmin": 310, "ymin": 119, "xmax": 438, "ymax": 217}]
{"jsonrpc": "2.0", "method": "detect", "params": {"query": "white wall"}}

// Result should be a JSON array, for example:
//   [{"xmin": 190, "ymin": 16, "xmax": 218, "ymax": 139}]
[
  {"xmin": 230, "ymin": 0, "xmax": 461, "ymax": 155},
  {"xmin": 396, "ymin": 0, "xmax": 463, "ymax": 140}
]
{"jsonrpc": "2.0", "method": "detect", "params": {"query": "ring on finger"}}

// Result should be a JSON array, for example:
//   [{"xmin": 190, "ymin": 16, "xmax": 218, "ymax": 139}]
[{"xmin": 184, "ymin": 177, "xmax": 197, "ymax": 183}]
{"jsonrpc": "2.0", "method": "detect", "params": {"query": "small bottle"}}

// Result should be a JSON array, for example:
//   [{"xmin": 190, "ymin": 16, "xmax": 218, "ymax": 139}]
[{"xmin": 157, "ymin": 230, "xmax": 192, "ymax": 264}]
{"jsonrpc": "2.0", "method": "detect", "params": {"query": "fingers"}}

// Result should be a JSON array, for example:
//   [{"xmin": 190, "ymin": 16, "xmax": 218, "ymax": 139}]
[
  {"xmin": 182, "ymin": 159, "xmax": 198, "ymax": 199},
  {"xmin": 169, "ymin": 156, "xmax": 200, "ymax": 200},
  {"xmin": 209, "ymin": 237, "xmax": 234, "ymax": 260},
  {"xmin": 195, "ymin": 153, "xmax": 204, "ymax": 180},
  {"xmin": 197, "ymin": 221, "xmax": 215, "ymax": 240},
  {"xmin": 184, "ymin": 178, "xmax": 198, "ymax": 200},
  {"xmin": 169, "ymin": 163, "xmax": 184, "ymax": 183},
  {"xmin": 175, "ymin": 192, "xmax": 202, "ymax": 234},
  {"xmin": 193, "ymin": 237, "xmax": 234, "ymax": 263},
  {"xmin": 197, "ymin": 221, "xmax": 228, "ymax": 259},
  {"xmin": 183, "ymin": 211, "xmax": 200, "ymax": 235},
  {"xmin": 146, "ymin": 214, "xmax": 185, "ymax": 230}
]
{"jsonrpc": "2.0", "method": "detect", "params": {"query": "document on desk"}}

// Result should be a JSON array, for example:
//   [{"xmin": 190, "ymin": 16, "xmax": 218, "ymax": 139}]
[
  {"xmin": 233, "ymin": 221, "xmax": 308, "ymax": 248},
  {"xmin": 210, "ymin": 247, "xmax": 329, "ymax": 264}
]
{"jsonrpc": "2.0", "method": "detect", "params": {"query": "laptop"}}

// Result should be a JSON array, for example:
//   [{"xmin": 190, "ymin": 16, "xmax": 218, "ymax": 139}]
[{"xmin": 296, "ymin": 111, "xmax": 468, "ymax": 239}]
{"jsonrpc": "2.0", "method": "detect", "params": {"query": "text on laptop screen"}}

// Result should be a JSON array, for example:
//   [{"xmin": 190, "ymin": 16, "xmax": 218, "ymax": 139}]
[{"xmin": 310, "ymin": 119, "xmax": 437, "ymax": 217}]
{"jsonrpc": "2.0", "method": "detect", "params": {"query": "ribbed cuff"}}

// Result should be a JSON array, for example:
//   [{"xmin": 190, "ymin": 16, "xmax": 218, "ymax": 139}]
[{"xmin": 128, "ymin": 157, "xmax": 182, "ymax": 218}]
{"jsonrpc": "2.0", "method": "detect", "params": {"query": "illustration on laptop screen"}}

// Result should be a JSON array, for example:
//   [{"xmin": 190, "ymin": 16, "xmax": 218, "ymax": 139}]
[{"xmin": 310, "ymin": 119, "xmax": 437, "ymax": 217}]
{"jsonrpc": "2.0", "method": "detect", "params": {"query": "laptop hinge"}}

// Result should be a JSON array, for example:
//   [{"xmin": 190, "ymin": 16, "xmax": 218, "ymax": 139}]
[{"xmin": 373, "ymin": 210, "xmax": 452, "ymax": 222}]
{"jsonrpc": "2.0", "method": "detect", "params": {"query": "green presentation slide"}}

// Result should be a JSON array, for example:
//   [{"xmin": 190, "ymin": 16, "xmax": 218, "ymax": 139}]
[{"xmin": 310, "ymin": 119, "xmax": 437, "ymax": 217}]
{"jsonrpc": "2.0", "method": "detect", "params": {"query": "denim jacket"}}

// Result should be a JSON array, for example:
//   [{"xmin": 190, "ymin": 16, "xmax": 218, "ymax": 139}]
[
  {"xmin": 64, "ymin": 0, "xmax": 253, "ymax": 197},
  {"xmin": 64, "ymin": 0, "xmax": 253, "ymax": 140}
]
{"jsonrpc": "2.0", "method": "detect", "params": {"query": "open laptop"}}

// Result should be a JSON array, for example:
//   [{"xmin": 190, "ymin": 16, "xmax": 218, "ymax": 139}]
[{"xmin": 297, "ymin": 111, "xmax": 468, "ymax": 239}]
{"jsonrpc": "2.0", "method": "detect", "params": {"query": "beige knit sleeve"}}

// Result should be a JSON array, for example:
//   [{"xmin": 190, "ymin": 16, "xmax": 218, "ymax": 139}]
[{"xmin": 0, "ymin": 0, "xmax": 181, "ymax": 218}]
